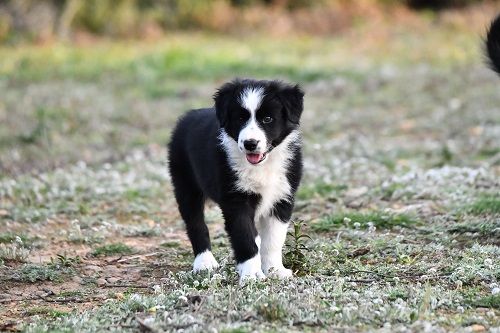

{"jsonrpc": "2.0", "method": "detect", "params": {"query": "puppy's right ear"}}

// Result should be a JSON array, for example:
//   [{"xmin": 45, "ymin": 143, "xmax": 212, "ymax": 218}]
[{"xmin": 214, "ymin": 80, "xmax": 240, "ymax": 128}]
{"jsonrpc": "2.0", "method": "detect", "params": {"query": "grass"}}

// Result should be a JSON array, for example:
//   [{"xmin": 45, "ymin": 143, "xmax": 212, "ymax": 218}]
[
  {"xmin": 25, "ymin": 306, "xmax": 69, "ymax": 318},
  {"xmin": 297, "ymin": 182, "xmax": 348, "ymax": 200},
  {"xmin": 467, "ymin": 295, "xmax": 500, "ymax": 309},
  {"xmin": 0, "ymin": 243, "xmax": 30, "ymax": 263},
  {"xmin": 11, "ymin": 263, "xmax": 73, "ymax": 283},
  {"xmin": 256, "ymin": 300, "xmax": 288, "ymax": 322},
  {"xmin": 0, "ymin": 26, "xmax": 482, "ymax": 83},
  {"xmin": 92, "ymin": 243, "xmax": 135, "ymax": 257},
  {"xmin": 447, "ymin": 221, "xmax": 500, "ymax": 236},
  {"xmin": 312, "ymin": 211, "xmax": 419, "ymax": 232},
  {"xmin": 0, "ymin": 232, "xmax": 33, "ymax": 245},
  {"xmin": 467, "ymin": 195, "xmax": 500, "ymax": 215}
]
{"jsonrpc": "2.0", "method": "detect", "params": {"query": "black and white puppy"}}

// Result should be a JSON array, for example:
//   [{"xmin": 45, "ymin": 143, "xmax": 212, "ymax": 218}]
[
  {"xmin": 168, "ymin": 79, "xmax": 304, "ymax": 283},
  {"xmin": 486, "ymin": 14, "xmax": 500, "ymax": 75}
]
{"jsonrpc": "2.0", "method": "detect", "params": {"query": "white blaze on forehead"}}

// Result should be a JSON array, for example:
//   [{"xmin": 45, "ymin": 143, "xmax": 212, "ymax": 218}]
[
  {"xmin": 240, "ymin": 87, "xmax": 264, "ymax": 114},
  {"xmin": 237, "ymin": 86, "xmax": 267, "ymax": 154}
]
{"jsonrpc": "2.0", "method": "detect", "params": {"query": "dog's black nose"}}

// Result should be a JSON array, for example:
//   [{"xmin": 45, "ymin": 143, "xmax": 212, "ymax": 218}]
[{"xmin": 243, "ymin": 139, "xmax": 259, "ymax": 151}]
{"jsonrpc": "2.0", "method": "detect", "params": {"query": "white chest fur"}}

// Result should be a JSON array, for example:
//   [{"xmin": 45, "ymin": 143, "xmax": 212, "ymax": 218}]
[{"xmin": 219, "ymin": 130, "xmax": 300, "ymax": 220}]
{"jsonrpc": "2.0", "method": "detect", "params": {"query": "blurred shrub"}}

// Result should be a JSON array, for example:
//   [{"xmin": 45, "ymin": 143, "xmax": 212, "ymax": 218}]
[{"xmin": 0, "ymin": 0, "xmax": 489, "ymax": 42}]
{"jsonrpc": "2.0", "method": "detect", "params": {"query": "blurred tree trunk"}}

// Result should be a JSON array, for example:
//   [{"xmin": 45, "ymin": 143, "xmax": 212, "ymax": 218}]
[{"xmin": 57, "ymin": 0, "xmax": 82, "ymax": 40}]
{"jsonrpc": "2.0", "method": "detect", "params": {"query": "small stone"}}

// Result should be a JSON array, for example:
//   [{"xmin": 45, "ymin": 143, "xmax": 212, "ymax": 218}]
[
  {"xmin": 107, "ymin": 277, "xmax": 119, "ymax": 284},
  {"xmin": 72, "ymin": 276, "xmax": 83, "ymax": 284},
  {"xmin": 345, "ymin": 187, "xmax": 368, "ymax": 198},
  {"xmin": 106, "ymin": 266, "xmax": 120, "ymax": 274},
  {"xmin": 96, "ymin": 278, "xmax": 107, "ymax": 286},
  {"xmin": 94, "ymin": 293, "xmax": 107, "ymax": 300},
  {"xmin": 115, "ymin": 292, "xmax": 125, "ymax": 300},
  {"xmin": 85, "ymin": 265, "xmax": 102, "ymax": 272},
  {"xmin": 0, "ymin": 293, "xmax": 11, "ymax": 300},
  {"xmin": 470, "ymin": 324, "xmax": 486, "ymax": 332}
]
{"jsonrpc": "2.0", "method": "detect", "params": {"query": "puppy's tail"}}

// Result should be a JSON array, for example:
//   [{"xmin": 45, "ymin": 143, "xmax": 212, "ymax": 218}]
[{"xmin": 486, "ymin": 14, "xmax": 500, "ymax": 75}]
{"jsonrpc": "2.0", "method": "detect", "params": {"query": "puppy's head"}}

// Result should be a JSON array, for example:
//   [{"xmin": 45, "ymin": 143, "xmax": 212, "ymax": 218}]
[{"xmin": 214, "ymin": 79, "xmax": 304, "ymax": 165}]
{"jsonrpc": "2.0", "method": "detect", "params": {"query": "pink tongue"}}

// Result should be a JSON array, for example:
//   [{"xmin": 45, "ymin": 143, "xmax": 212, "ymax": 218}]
[{"xmin": 246, "ymin": 153, "xmax": 263, "ymax": 164}]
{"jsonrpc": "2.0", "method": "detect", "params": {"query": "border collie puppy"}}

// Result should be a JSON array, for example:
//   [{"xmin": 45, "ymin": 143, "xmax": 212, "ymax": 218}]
[
  {"xmin": 168, "ymin": 79, "xmax": 304, "ymax": 283},
  {"xmin": 486, "ymin": 14, "xmax": 500, "ymax": 75}
]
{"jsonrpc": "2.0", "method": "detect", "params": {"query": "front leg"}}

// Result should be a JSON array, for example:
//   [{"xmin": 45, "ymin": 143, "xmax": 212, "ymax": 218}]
[
  {"xmin": 259, "ymin": 216, "xmax": 292, "ymax": 278},
  {"xmin": 221, "ymin": 198, "xmax": 265, "ymax": 283},
  {"xmin": 258, "ymin": 200, "xmax": 294, "ymax": 278}
]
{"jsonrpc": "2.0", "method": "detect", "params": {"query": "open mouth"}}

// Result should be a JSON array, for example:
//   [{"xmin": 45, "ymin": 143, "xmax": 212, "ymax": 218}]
[{"xmin": 246, "ymin": 152, "xmax": 267, "ymax": 165}]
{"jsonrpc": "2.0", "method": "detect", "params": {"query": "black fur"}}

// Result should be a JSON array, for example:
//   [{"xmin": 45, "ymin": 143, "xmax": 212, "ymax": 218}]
[
  {"xmin": 168, "ymin": 79, "xmax": 304, "ymax": 265},
  {"xmin": 486, "ymin": 14, "xmax": 500, "ymax": 75}
]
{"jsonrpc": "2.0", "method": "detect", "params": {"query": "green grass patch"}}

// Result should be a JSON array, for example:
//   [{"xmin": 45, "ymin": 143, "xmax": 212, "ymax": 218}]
[
  {"xmin": 12, "ymin": 263, "xmax": 73, "ymax": 283},
  {"xmin": 312, "ymin": 211, "xmax": 419, "ymax": 232},
  {"xmin": 160, "ymin": 241, "xmax": 180, "ymax": 248},
  {"xmin": 256, "ymin": 300, "xmax": 288, "ymax": 322},
  {"xmin": 447, "ymin": 221, "xmax": 500, "ymax": 236},
  {"xmin": 0, "ymin": 232, "xmax": 33, "ymax": 245},
  {"xmin": 297, "ymin": 182, "xmax": 347, "ymax": 200},
  {"xmin": 388, "ymin": 289, "xmax": 409, "ymax": 301},
  {"xmin": 25, "ymin": 306, "xmax": 69, "ymax": 318},
  {"xmin": 467, "ymin": 294, "xmax": 500, "ymax": 309},
  {"xmin": 476, "ymin": 147, "xmax": 500, "ymax": 159},
  {"xmin": 467, "ymin": 195, "xmax": 500, "ymax": 215},
  {"xmin": 92, "ymin": 243, "xmax": 134, "ymax": 257},
  {"xmin": 58, "ymin": 290, "xmax": 84, "ymax": 298}
]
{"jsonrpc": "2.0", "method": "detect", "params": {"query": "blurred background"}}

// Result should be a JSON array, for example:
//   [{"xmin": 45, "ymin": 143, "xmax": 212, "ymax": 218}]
[
  {"xmin": 1, "ymin": 0, "xmax": 499, "ymax": 177},
  {"xmin": 0, "ymin": 0, "xmax": 497, "ymax": 41}
]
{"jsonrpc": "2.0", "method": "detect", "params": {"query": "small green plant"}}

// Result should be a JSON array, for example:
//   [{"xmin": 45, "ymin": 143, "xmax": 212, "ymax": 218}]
[
  {"xmin": 50, "ymin": 254, "xmax": 81, "ymax": 268},
  {"xmin": 0, "ymin": 243, "xmax": 30, "ymax": 262},
  {"xmin": 0, "ymin": 233, "xmax": 35, "ymax": 262},
  {"xmin": 18, "ymin": 107, "xmax": 52, "ymax": 145},
  {"xmin": 256, "ymin": 300, "xmax": 287, "ymax": 322},
  {"xmin": 92, "ymin": 243, "xmax": 134, "ymax": 257},
  {"xmin": 284, "ymin": 220, "xmax": 311, "ymax": 276}
]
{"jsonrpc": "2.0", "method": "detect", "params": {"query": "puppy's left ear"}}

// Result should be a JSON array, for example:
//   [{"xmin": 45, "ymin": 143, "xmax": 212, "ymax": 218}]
[
  {"xmin": 278, "ymin": 84, "xmax": 304, "ymax": 125},
  {"xmin": 214, "ymin": 80, "xmax": 240, "ymax": 128}
]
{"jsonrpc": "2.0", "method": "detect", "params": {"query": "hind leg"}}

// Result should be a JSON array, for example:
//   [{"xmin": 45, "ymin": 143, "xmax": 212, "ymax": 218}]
[{"xmin": 170, "ymin": 168, "xmax": 218, "ymax": 272}]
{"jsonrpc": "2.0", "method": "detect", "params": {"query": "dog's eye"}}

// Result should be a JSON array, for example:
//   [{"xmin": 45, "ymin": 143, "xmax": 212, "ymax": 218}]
[
  {"xmin": 262, "ymin": 116, "xmax": 273, "ymax": 124},
  {"xmin": 239, "ymin": 109, "xmax": 248, "ymax": 121}
]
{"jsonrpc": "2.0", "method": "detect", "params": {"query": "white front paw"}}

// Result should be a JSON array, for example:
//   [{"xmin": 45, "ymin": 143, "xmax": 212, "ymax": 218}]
[
  {"xmin": 237, "ymin": 255, "xmax": 265, "ymax": 284},
  {"xmin": 193, "ymin": 250, "xmax": 219, "ymax": 272},
  {"xmin": 265, "ymin": 266, "xmax": 293, "ymax": 279}
]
